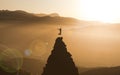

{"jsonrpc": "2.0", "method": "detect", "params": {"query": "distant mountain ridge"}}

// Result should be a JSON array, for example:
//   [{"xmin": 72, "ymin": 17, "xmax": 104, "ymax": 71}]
[
  {"xmin": 0, "ymin": 10, "xmax": 80, "ymax": 25},
  {"xmin": 80, "ymin": 66, "xmax": 120, "ymax": 75},
  {"xmin": 0, "ymin": 10, "xmax": 37, "ymax": 19},
  {"xmin": 36, "ymin": 13, "xmax": 60, "ymax": 17}
]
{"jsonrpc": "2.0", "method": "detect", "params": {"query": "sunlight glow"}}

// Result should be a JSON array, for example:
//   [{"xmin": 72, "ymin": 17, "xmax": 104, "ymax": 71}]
[{"xmin": 77, "ymin": 0, "xmax": 120, "ymax": 23}]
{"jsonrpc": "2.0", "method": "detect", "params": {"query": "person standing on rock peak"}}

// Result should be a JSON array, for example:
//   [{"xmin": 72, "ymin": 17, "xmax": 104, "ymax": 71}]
[{"xmin": 42, "ymin": 33, "xmax": 79, "ymax": 75}]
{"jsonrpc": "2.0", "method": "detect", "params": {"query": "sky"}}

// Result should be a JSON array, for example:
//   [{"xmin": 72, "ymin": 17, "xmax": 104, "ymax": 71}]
[{"xmin": 0, "ymin": 0, "xmax": 120, "ymax": 23}]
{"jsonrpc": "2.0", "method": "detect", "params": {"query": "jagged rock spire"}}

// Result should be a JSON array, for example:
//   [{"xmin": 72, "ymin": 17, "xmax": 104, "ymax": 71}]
[{"xmin": 42, "ymin": 37, "xmax": 79, "ymax": 75}]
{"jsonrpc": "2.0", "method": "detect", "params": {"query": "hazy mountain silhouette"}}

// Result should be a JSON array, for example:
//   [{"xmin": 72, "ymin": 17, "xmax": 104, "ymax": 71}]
[
  {"xmin": 0, "ymin": 10, "xmax": 38, "ymax": 20},
  {"xmin": 36, "ymin": 13, "xmax": 60, "ymax": 17},
  {"xmin": 0, "ymin": 10, "xmax": 80, "ymax": 24},
  {"xmin": 80, "ymin": 66, "xmax": 120, "ymax": 75},
  {"xmin": 78, "ymin": 67, "xmax": 93, "ymax": 73},
  {"xmin": 42, "ymin": 37, "xmax": 79, "ymax": 75},
  {"xmin": 1, "ymin": 10, "xmax": 119, "ymax": 25}
]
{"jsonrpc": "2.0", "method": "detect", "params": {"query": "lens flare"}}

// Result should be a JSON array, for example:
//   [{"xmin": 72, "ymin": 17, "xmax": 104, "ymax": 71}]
[
  {"xmin": 28, "ymin": 39, "xmax": 48, "ymax": 59},
  {"xmin": 0, "ymin": 47, "xmax": 23, "ymax": 73}
]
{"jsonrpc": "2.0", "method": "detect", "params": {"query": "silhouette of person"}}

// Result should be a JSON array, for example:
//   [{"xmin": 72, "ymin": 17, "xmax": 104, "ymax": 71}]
[{"xmin": 58, "ymin": 28, "xmax": 62, "ymax": 35}]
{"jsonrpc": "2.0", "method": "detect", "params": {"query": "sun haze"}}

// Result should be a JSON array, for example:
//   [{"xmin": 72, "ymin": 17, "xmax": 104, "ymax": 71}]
[{"xmin": 78, "ymin": 0, "xmax": 120, "ymax": 23}]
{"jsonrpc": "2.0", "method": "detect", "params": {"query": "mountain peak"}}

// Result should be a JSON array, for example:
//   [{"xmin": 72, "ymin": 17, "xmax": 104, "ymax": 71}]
[
  {"xmin": 53, "ymin": 37, "xmax": 66, "ymax": 49},
  {"xmin": 42, "ymin": 37, "xmax": 79, "ymax": 75},
  {"xmin": 49, "ymin": 13, "xmax": 60, "ymax": 17}
]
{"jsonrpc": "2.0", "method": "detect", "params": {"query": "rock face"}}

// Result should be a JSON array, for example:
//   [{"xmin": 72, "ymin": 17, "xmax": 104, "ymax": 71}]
[{"xmin": 42, "ymin": 37, "xmax": 79, "ymax": 75}]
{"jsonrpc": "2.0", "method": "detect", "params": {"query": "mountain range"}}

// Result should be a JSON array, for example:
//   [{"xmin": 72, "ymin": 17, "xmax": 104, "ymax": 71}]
[
  {"xmin": 80, "ymin": 66, "xmax": 120, "ymax": 75},
  {"xmin": 0, "ymin": 10, "xmax": 80, "ymax": 25}
]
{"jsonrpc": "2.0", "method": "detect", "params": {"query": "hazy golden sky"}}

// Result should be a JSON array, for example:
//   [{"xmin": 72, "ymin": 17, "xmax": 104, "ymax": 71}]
[{"xmin": 0, "ymin": 0, "xmax": 120, "ymax": 23}]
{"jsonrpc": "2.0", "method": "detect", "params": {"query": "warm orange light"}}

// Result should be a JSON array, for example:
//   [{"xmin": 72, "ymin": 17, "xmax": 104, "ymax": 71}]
[{"xmin": 77, "ymin": 0, "xmax": 120, "ymax": 23}]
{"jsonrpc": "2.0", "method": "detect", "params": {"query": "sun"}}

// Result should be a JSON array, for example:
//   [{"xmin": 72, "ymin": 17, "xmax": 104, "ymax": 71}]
[{"xmin": 77, "ymin": 0, "xmax": 120, "ymax": 23}]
